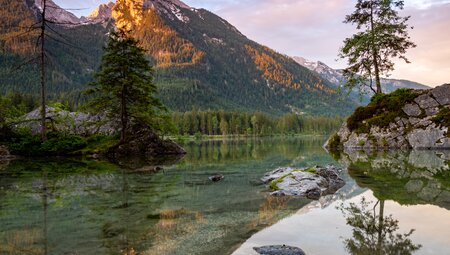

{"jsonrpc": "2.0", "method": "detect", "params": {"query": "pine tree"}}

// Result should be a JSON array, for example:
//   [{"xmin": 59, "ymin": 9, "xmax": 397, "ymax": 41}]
[
  {"xmin": 86, "ymin": 29, "xmax": 165, "ymax": 143},
  {"xmin": 339, "ymin": 0, "xmax": 416, "ymax": 94}
]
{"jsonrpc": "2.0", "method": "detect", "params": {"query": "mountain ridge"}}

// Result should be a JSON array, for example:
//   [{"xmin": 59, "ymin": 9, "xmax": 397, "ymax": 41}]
[
  {"xmin": 293, "ymin": 56, "xmax": 430, "ymax": 94},
  {"xmin": 0, "ymin": 0, "xmax": 358, "ymax": 116}
]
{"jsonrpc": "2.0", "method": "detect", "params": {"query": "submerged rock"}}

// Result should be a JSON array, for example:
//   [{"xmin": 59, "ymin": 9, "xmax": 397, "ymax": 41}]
[
  {"xmin": 253, "ymin": 245, "xmax": 306, "ymax": 255},
  {"xmin": 262, "ymin": 165, "xmax": 345, "ymax": 199}
]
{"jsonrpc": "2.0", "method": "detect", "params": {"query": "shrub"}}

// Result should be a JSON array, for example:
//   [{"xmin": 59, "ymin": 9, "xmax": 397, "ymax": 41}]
[
  {"xmin": 328, "ymin": 133, "xmax": 341, "ymax": 149},
  {"xmin": 347, "ymin": 89, "xmax": 420, "ymax": 133},
  {"xmin": 41, "ymin": 133, "xmax": 87, "ymax": 154},
  {"xmin": 6, "ymin": 132, "xmax": 87, "ymax": 156}
]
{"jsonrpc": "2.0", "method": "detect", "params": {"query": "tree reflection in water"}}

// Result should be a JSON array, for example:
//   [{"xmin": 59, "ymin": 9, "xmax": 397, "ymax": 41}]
[{"xmin": 339, "ymin": 197, "xmax": 421, "ymax": 255}]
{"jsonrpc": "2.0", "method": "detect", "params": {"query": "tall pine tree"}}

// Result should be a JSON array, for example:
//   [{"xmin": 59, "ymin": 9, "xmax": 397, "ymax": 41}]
[
  {"xmin": 87, "ymin": 29, "xmax": 165, "ymax": 143},
  {"xmin": 339, "ymin": 0, "xmax": 416, "ymax": 94}
]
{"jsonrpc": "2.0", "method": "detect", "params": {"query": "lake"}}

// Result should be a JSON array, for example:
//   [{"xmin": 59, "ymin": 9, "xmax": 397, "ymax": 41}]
[{"xmin": 0, "ymin": 137, "xmax": 449, "ymax": 254}]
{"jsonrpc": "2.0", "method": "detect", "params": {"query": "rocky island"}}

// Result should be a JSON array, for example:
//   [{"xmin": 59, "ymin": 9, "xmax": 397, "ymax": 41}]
[
  {"xmin": 325, "ymin": 84, "xmax": 450, "ymax": 150},
  {"xmin": 261, "ymin": 165, "xmax": 345, "ymax": 199}
]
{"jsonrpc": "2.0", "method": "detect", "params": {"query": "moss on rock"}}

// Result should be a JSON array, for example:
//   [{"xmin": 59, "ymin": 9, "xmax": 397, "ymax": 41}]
[{"xmin": 346, "ymin": 89, "xmax": 419, "ymax": 133}]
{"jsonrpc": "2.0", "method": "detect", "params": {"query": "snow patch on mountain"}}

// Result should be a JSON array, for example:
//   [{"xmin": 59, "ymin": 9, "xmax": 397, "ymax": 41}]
[{"xmin": 292, "ymin": 56, "xmax": 430, "ymax": 94}]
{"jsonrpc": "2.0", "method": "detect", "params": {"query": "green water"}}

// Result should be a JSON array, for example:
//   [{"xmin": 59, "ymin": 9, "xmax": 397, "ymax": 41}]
[{"xmin": 0, "ymin": 137, "xmax": 449, "ymax": 255}]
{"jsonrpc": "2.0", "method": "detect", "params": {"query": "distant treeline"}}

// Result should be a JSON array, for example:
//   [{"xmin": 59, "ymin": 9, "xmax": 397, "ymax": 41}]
[
  {"xmin": 171, "ymin": 111, "xmax": 343, "ymax": 136},
  {"xmin": 0, "ymin": 92, "xmax": 344, "ymax": 137}
]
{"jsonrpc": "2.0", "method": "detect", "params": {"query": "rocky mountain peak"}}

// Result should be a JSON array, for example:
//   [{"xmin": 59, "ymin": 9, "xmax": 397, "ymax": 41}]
[
  {"xmin": 87, "ymin": 1, "xmax": 114, "ymax": 21},
  {"xmin": 112, "ymin": 0, "xmax": 193, "ymax": 30},
  {"xmin": 32, "ymin": 0, "xmax": 81, "ymax": 25}
]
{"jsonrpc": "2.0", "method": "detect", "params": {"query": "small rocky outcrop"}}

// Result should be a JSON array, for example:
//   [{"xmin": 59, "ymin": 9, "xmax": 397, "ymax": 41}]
[
  {"xmin": 325, "ymin": 84, "xmax": 450, "ymax": 150},
  {"xmin": 254, "ymin": 245, "xmax": 306, "ymax": 255},
  {"xmin": 15, "ymin": 107, "xmax": 118, "ymax": 136},
  {"xmin": 107, "ymin": 127, "xmax": 186, "ymax": 159},
  {"xmin": 261, "ymin": 165, "xmax": 345, "ymax": 200}
]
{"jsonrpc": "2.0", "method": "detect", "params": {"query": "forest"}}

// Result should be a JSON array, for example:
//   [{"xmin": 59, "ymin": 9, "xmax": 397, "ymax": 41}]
[{"xmin": 169, "ymin": 110, "xmax": 342, "ymax": 136}]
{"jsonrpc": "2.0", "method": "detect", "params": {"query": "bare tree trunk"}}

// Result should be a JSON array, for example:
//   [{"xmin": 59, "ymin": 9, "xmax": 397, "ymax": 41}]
[
  {"xmin": 370, "ymin": 0, "xmax": 383, "ymax": 94},
  {"xmin": 40, "ymin": 0, "xmax": 47, "ymax": 141},
  {"xmin": 377, "ymin": 200, "xmax": 385, "ymax": 254}
]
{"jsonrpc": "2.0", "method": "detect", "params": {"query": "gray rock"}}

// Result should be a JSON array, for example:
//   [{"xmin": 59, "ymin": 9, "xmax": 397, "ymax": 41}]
[
  {"xmin": 414, "ymin": 94, "xmax": 439, "ymax": 109},
  {"xmin": 263, "ymin": 165, "xmax": 345, "ymax": 199},
  {"xmin": 417, "ymin": 181, "xmax": 442, "ymax": 201},
  {"xmin": 407, "ymin": 124, "xmax": 450, "ymax": 149},
  {"xmin": 326, "ymin": 85, "xmax": 450, "ymax": 150},
  {"xmin": 425, "ymin": 107, "xmax": 440, "ymax": 116},
  {"xmin": 16, "ymin": 107, "xmax": 118, "ymax": 136},
  {"xmin": 408, "ymin": 117, "xmax": 421, "ymax": 125},
  {"xmin": 261, "ymin": 167, "xmax": 295, "ymax": 184},
  {"xmin": 402, "ymin": 103, "xmax": 422, "ymax": 117},
  {"xmin": 337, "ymin": 122, "xmax": 351, "ymax": 141},
  {"xmin": 405, "ymin": 180, "xmax": 424, "ymax": 193},
  {"xmin": 254, "ymin": 245, "xmax": 306, "ymax": 255},
  {"xmin": 431, "ymin": 84, "xmax": 450, "ymax": 105}
]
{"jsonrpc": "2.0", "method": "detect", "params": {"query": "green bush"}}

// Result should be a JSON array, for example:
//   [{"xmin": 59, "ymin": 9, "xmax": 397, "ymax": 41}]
[
  {"xmin": 6, "ymin": 132, "xmax": 87, "ymax": 156},
  {"xmin": 41, "ymin": 133, "xmax": 87, "ymax": 154},
  {"xmin": 328, "ymin": 133, "xmax": 341, "ymax": 149},
  {"xmin": 347, "ymin": 89, "xmax": 420, "ymax": 133}
]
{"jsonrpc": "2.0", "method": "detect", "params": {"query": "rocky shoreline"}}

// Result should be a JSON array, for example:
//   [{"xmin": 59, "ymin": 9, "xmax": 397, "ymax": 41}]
[{"xmin": 325, "ymin": 84, "xmax": 450, "ymax": 150}]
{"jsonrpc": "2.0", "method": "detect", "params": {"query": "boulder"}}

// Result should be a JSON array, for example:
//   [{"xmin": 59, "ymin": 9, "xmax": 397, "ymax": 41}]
[
  {"xmin": 406, "ymin": 124, "xmax": 450, "ymax": 149},
  {"xmin": 262, "ymin": 165, "xmax": 345, "ymax": 199},
  {"xmin": 402, "ymin": 103, "xmax": 422, "ymax": 117},
  {"xmin": 253, "ymin": 245, "xmax": 306, "ymax": 255},
  {"xmin": 431, "ymin": 84, "xmax": 450, "ymax": 105},
  {"xmin": 414, "ymin": 94, "xmax": 439, "ymax": 109}
]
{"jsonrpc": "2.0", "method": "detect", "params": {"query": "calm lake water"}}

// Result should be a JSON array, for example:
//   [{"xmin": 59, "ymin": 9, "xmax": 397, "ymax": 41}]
[{"xmin": 0, "ymin": 137, "xmax": 449, "ymax": 255}]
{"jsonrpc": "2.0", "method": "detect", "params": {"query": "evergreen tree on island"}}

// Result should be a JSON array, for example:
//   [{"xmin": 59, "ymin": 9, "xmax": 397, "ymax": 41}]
[
  {"xmin": 86, "ymin": 29, "xmax": 165, "ymax": 143},
  {"xmin": 339, "ymin": 0, "xmax": 416, "ymax": 94}
]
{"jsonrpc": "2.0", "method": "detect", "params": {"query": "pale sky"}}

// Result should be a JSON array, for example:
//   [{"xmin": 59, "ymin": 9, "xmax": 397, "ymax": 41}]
[{"xmin": 55, "ymin": 0, "xmax": 450, "ymax": 87}]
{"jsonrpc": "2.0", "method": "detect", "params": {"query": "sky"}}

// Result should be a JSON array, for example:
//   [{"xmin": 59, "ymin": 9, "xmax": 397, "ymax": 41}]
[{"xmin": 54, "ymin": 0, "xmax": 450, "ymax": 87}]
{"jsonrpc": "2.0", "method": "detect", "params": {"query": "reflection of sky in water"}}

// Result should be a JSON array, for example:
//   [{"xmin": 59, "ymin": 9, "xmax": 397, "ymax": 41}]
[{"xmin": 233, "ymin": 190, "xmax": 450, "ymax": 255}]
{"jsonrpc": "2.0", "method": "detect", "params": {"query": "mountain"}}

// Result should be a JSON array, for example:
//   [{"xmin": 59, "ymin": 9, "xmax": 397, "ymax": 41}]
[
  {"xmin": 0, "ymin": 0, "xmax": 358, "ymax": 116},
  {"xmin": 293, "ymin": 56, "xmax": 430, "ymax": 94}
]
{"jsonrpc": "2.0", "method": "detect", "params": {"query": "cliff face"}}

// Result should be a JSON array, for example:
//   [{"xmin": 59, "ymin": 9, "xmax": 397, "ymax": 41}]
[{"xmin": 326, "ymin": 84, "xmax": 450, "ymax": 150}]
